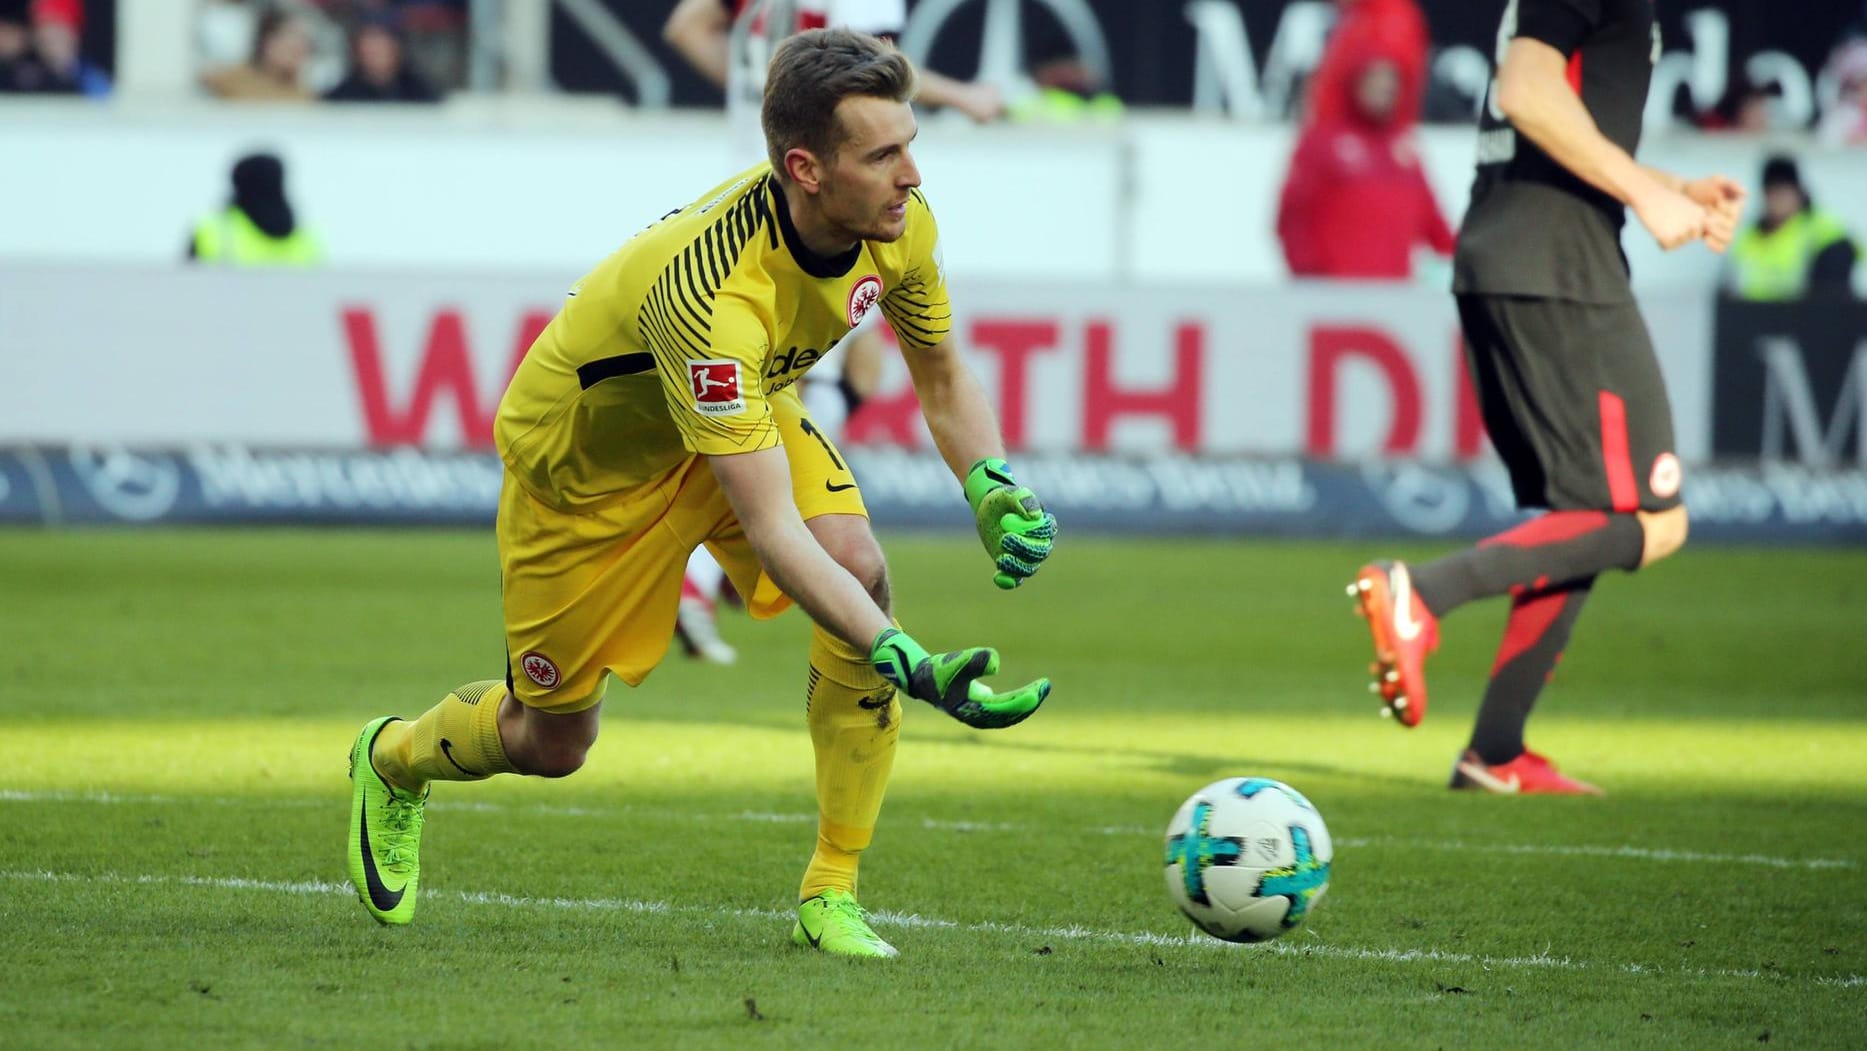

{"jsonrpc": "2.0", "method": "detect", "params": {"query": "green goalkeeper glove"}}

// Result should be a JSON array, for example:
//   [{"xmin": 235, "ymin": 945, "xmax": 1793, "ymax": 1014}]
[
  {"xmin": 870, "ymin": 627, "xmax": 1050, "ymax": 729},
  {"xmin": 964, "ymin": 458, "xmax": 1057, "ymax": 590}
]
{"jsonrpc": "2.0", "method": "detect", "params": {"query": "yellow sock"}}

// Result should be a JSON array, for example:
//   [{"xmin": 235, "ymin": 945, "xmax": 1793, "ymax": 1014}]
[
  {"xmin": 371, "ymin": 680, "xmax": 518, "ymax": 794},
  {"xmin": 799, "ymin": 623, "xmax": 901, "ymax": 901}
]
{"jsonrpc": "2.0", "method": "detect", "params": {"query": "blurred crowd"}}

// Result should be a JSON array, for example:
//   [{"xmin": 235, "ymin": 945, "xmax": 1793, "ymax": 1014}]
[
  {"xmin": 4, "ymin": 0, "xmax": 1867, "ymax": 141},
  {"xmin": 1701, "ymin": 37, "xmax": 1867, "ymax": 147},
  {"xmin": 1273, "ymin": 0, "xmax": 1857, "ymax": 296},
  {"xmin": 195, "ymin": 0, "xmax": 465, "ymax": 102},
  {"xmin": 6, "ymin": 0, "xmax": 1860, "ymax": 296},
  {"xmin": 0, "ymin": 0, "xmax": 107, "ymax": 95},
  {"xmin": 0, "ymin": 0, "xmax": 465, "ymax": 100}
]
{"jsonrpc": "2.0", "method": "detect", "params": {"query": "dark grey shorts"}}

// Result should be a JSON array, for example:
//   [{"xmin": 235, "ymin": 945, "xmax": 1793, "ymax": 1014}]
[{"xmin": 1456, "ymin": 294, "xmax": 1682, "ymax": 513}]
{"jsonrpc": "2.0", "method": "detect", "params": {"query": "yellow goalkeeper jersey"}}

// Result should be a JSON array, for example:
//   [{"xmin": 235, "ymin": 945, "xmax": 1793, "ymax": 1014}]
[{"xmin": 495, "ymin": 163, "xmax": 950, "ymax": 512}]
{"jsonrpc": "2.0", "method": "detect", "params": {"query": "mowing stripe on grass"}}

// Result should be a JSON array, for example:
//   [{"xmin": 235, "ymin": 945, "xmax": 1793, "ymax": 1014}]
[
  {"xmin": 3, "ymin": 868, "xmax": 1860, "ymax": 990},
  {"xmin": 4, "ymin": 790, "xmax": 1856, "ymax": 872},
  {"xmin": 1342, "ymin": 836, "xmax": 1863, "ymax": 871}
]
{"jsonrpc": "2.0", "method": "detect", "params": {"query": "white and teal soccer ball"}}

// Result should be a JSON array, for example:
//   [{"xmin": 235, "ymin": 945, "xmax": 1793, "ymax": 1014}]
[{"xmin": 1163, "ymin": 777, "xmax": 1333, "ymax": 943}]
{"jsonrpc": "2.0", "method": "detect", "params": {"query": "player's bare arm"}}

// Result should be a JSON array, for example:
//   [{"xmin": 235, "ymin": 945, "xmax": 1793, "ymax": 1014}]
[
  {"xmin": 900, "ymin": 336, "xmax": 1007, "ymax": 482},
  {"xmin": 707, "ymin": 445, "xmax": 893, "ymax": 648},
  {"xmin": 1494, "ymin": 38, "xmax": 1708, "ymax": 251},
  {"xmin": 663, "ymin": 0, "xmax": 732, "ymax": 89},
  {"xmin": 913, "ymin": 71, "xmax": 1005, "ymax": 123},
  {"xmin": 903, "ymin": 336, "xmax": 1058, "ymax": 590}
]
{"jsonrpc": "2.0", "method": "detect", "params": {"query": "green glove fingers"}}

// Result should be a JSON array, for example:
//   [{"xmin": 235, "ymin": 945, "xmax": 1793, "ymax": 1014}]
[
  {"xmin": 1000, "ymin": 522, "xmax": 1053, "ymax": 562},
  {"xmin": 993, "ymin": 554, "xmax": 1039, "ymax": 591},
  {"xmin": 965, "ymin": 458, "xmax": 1059, "ymax": 590},
  {"xmin": 928, "ymin": 646, "xmax": 998, "ymax": 696},
  {"xmin": 954, "ymin": 675, "xmax": 1052, "ymax": 729},
  {"xmin": 869, "ymin": 628, "xmax": 1050, "ymax": 730}
]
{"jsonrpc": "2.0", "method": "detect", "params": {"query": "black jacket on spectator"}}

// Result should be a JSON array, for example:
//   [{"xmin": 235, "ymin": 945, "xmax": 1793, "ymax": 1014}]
[
  {"xmin": 324, "ymin": 69, "xmax": 437, "ymax": 103},
  {"xmin": 232, "ymin": 153, "xmax": 297, "ymax": 238},
  {"xmin": 0, "ymin": 44, "xmax": 77, "ymax": 93}
]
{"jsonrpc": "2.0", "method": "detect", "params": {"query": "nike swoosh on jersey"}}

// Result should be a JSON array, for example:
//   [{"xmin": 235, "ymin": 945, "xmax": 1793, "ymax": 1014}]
[
  {"xmin": 825, "ymin": 481, "xmax": 857, "ymax": 493},
  {"xmin": 358, "ymin": 809, "xmax": 406, "ymax": 912}
]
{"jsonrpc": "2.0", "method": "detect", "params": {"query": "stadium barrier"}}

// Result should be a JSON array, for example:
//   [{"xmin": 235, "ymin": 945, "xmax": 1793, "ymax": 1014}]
[
  {"xmin": 5, "ymin": 268, "xmax": 1861, "ymax": 542},
  {"xmin": 5, "ymin": 104, "xmax": 1866, "ymax": 295},
  {"xmin": 3, "ymin": 444, "xmax": 1863, "ymax": 544}
]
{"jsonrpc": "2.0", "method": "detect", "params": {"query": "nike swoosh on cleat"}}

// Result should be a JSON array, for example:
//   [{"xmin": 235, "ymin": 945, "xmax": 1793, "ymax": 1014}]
[
  {"xmin": 1392, "ymin": 567, "xmax": 1423, "ymax": 642},
  {"xmin": 802, "ymin": 922, "xmax": 824, "ymax": 949},
  {"xmin": 439, "ymin": 738, "xmax": 481, "ymax": 777},
  {"xmin": 1458, "ymin": 761, "xmax": 1520, "ymax": 794},
  {"xmin": 825, "ymin": 481, "xmax": 857, "ymax": 493},
  {"xmin": 358, "ymin": 810, "xmax": 406, "ymax": 912}
]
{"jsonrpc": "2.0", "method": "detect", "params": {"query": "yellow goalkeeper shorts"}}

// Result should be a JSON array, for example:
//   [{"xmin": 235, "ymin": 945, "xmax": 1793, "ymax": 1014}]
[{"xmin": 496, "ymin": 392, "xmax": 866, "ymax": 713}]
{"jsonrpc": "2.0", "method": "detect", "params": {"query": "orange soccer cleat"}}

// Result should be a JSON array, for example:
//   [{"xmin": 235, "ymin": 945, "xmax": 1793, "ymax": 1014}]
[{"xmin": 1349, "ymin": 560, "xmax": 1439, "ymax": 727}]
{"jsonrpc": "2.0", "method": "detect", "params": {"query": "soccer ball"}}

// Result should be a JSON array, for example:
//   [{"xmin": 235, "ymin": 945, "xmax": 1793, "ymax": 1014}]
[{"xmin": 1163, "ymin": 777, "xmax": 1333, "ymax": 942}]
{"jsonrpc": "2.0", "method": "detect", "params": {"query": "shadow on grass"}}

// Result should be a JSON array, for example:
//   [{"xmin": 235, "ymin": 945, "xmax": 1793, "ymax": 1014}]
[{"xmin": 629, "ymin": 711, "xmax": 1429, "ymax": 791}]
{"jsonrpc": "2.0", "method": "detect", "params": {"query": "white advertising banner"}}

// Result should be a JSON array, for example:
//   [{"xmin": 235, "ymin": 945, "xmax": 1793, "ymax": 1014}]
[
  {"xmin": 0, "ymin": 267, "xmax": 1713, "ymax": 461},
  {"xmin": 6, "ymin": 105, "xmax": 1865, "ymax": 293}
]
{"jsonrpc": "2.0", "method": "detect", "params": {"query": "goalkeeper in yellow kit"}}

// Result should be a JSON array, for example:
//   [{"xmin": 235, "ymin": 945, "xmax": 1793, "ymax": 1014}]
[{"xmin": 344, "ymin": 28, "xmax": 1057, "ymax": 958}]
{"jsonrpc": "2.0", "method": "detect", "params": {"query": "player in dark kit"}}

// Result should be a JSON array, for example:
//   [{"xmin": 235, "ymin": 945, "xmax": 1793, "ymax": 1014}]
[{"xmin": 1350, "ymin": 0, "xmax": 1745, "ymax": 794}]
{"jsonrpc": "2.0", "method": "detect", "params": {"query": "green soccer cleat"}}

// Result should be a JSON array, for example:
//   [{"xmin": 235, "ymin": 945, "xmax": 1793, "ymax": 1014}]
[
  {"xmin": 791, "ymin": 889, "xmax": 899, "ymax": 958},
  {"xmin": 346, "ymin": 716, "xmax": 428, "ymax": 926}
]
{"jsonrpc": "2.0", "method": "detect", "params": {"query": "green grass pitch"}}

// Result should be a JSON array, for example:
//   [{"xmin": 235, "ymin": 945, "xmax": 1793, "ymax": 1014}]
[{"xmin": 2, "ymin": 528, "xmax": 1863, "ymax": 1048}]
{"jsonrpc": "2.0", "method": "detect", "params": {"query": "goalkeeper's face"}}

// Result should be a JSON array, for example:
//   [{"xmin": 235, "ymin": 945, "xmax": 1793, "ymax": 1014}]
[{"xmin": 818, "ymin": 95, "xmax": 922, "ymax": 244}]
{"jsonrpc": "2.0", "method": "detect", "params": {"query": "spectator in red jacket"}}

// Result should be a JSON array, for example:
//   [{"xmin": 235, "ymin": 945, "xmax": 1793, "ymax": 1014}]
[
  {"xmin": 1276, "ymin": 52, "xmax": 1454, "ymax": 279},
  {"xmin": 1305, "ymin": 0, "xmax": 1428, "ymax": 128}
]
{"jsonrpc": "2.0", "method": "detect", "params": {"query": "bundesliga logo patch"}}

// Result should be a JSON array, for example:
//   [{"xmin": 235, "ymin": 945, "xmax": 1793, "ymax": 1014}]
[
  {"xmin": 519, "ymin": 651, "xmax": 560, "ymax": 690},
  {"xmin": 847, "ymin": 274, "xmax": 883, "ymax": 327},
  {"xmin": 1649, "ymin": 453, "xmax": 1682, "ymax": 500},
  {"xmin": 687, "ymin": 360, "xmax": 746, "ymax": 416}
]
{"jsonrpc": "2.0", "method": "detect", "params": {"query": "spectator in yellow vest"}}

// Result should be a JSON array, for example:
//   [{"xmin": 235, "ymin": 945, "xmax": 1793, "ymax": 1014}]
[
  {"xmin": 187, "ymin": 152, "xmax": 323, "ymax": 267},
  {"xmin": 1725, "ymin": 155, "xmax": 1857, "ymax": 301}
]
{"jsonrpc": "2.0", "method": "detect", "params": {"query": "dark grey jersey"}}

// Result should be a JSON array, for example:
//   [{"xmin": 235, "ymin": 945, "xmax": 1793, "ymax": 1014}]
[{"xmin": 1454, "ymin": 0, "xmax": 1659, "ymax": 303}]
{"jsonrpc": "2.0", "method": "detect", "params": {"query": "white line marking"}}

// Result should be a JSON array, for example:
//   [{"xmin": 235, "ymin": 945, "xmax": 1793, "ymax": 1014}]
[
  {"xmin": 3, "ymin": 791, "xmax": 1855, "ymax": 871},
  {"xmin": 2, "ymin": 869, "xmax": 1858, "ymax": 990}
]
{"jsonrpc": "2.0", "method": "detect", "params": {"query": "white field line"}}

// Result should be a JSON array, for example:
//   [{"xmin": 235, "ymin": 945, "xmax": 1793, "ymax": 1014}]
[
  {"xmin": 725, "ymin": 812, "xmax": 1863, "ymax": 872},
  {"xmin": 2, "ymin": 868, "xmax": 1860, "ymax": 991},
  {"xmin": 3, "ymin": 790, "xmax": 1857, "ymax": 872}
]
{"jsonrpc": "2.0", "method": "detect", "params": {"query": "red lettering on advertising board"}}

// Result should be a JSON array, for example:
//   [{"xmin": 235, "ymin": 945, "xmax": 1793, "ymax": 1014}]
[
  {"xmin": 1083, "ymin": 320, "xmax": 1203, "ymax": 452},
  {"xmin": 1305, "ymin": 324, "xmax": 1422, "ymax": 457},
  {"xmin": 343, "ymin": 307, "xmax": 550, "ymax": 447},
  {"xmin": 843, "ymin": 381, "xmax": 924, "ymax": 446},
  {"xmin": 842, "ymin": 322, "xmax": 923, "ymax": 445},
  {"xmin": 969, "ymin": 319, "xmax": 1060, "ymax": 449}
]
